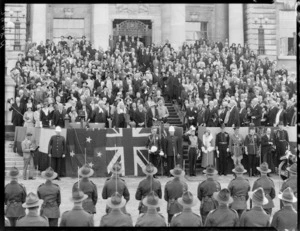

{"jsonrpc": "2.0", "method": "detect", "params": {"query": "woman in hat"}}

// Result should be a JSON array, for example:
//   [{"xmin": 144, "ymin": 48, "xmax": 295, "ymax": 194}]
[
  {"xmin": 72, "ymin": 164, "xmax": 98, "ymax": 215},
  {"xmin": 16, "ymin": 192, "xmax": 48, "ymax": 226},
  {"xmin": 60, "ymin": 188, "xmax": 94, "ymax": 227},
  {"xmin": 23, "ymin": 104, "xmax": 34, "ymax": 127},
  {"xmin": 5, "ymin": 166, "xmax": 27, "ymax": 227},
  {"xmin": 34, "ymin": 104, "xmax": 42, "ymax": 127},
  {"xmin": 37, "ymin": 167, "xmax": 61, "ymax": 226},
  {"xmin": 135, "ymin": 191, "xmax": 166, "ymax": 227},
  {"xmin": 240, "ymin": 187, "xmax": 270, "ymax": 227},
  {"xmin": 201, "ymin": 129, "xmax": 215, "ymax": 168},
  {"xmin": 252, "ymin": 162, "xmax": 275, "ymax": 215},
  {"xmin": 205, "ymin": 188, "xmax": 239, "ymax": 227},
  {"xmin": 271, "ymin": 187, "xmax": 297, "ymax": 231},
  {"xmin": 170, "ymin": 191, "xmax": 202, "ymax": 227}
]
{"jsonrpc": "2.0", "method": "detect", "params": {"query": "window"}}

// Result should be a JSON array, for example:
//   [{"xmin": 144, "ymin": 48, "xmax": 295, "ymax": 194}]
[
  {"xmin": 279, "ymin": 11, "xmax": 296, "ymax": 57},
  {"xmin": 185, "ymin": 21, "xmax": 208, "ymax": 43},
  {"xmin": 53, "ymin": 18, "xmax": 85, "ymax": 44}
]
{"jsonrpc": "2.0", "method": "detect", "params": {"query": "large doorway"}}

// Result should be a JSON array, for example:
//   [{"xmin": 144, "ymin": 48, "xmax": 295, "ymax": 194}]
[{"xmin": 112, "ymin": 19, "xmax": 152, "ymax": 48}]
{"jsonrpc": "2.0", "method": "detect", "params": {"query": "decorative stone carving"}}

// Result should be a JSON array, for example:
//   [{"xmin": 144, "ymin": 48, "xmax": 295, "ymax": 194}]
[
  {"xmin": 64, "ymin": 8, "xmax": 73, "ymax": 18},
  {"xmin": 116, "ymin": 4, "xmax": 149, "ymax": 14}
]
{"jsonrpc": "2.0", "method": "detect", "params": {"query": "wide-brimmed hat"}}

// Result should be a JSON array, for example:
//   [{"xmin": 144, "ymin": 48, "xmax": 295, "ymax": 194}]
[
  {"xmin": 70, "ymin": 188, "xmax": 88, "ymax": 203},
  {"xmin": 8, "ymin": 166, "xmax": 21, "ymax": 178},
  {"xmin": 150, "ymin": 146, "xmax": 158, "ymax": 153},
  {"xmin": 22, "ymin": 192, "xmax": 43, "ymax": 208},
  {"xmin": 78, "ymin": 164, "xmax": 94, "ymax": 178},
  {"xmin": 178, "ymin": 191, "xmax": 198, "ymax": 208},
  {"xmin": 142, "ymin": 163, "xmax": 158, "ymax": 176},
  {"xmin": 111, "ymin": 162, "xmax": 122, "ymax": 174},
  {"xmin": 232, "ymin": 164, "xmax": 247, "ymax": 174},
  {"xmin": 256, "ymin": 162, "xmax": 271, "ymax": 173},
  {"xmin": 170, "ymin": 164, "xmax": 185, "ymax": 177},
  {"xmin": 278, "ymin": 187, "xmax": 297, "ymax": 203},
  {"xmin": 213, "ymin": 189, "xmax": 233, "ymax": 204},
  {"xmin": 107, "ymin": 192, "xmax": 126, "ymax": 209},
  {"xmin": 203, "ymin": 165, "xmax": 218, "ymax": 175},
  {"xmin": 169, "ymin": 126, "xmax": 175, "ymax": 132},
  {"xmin": 249, "ymin": 187, "xmax": 268, "ymax": 205},
  {"xmin": 41, "ymin": 167, "xmax": 58, "ymax": 180},
  {"xmin": 142, "ymin": 191, "xmax": 161, "ymax": 208},
  {"xmin": 287, "ymin": 163, "xmax": 297, "ymax": 174},
  {"xmin": 55, "ymin": 126, "xmax": 62, "ymax": 132}
]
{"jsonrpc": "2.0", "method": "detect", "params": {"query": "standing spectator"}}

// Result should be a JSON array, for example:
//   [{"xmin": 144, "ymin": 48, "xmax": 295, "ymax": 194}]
[
  {"xmin": 274, "ymin": 102, "xmax": 287, "ymax": 126},
  {"xmin": 260, "ymin": 128, "xmax": 275, "ymax": 172},
  {"xmin": 229, "ymin": 127, "xmax": 244, "ymax": 166},
  {"xmin": 201, "ymin": 129, "xmax": 215, "ymax": 168},
  {"xmin": 8, "ymin": 97, "xmax": 24, "ymax": 127},
  {"xmin": 273, "ymin": 121, "xmax": 289, "ymax": 172},
  {"xmin": 215, "ymin": 123, "xmax": 230, "ymax": 175},
  {"xmin": 186, "ymin": 101, "xmax": 198, "ymax": 128},
  {"xmin": 40, "ymin": 101, "xmax": 52, "ymax": 127},
  {"xmin": 52, "ymin": 104, "xmax": 66, "ymax": 128},
  {"xmin": 23, "ymin": 105, "xmax": 35, "ymax": 127},
  {"xmin": 227, "ymin": 100, "xmax": 240, "ymax": 127}
]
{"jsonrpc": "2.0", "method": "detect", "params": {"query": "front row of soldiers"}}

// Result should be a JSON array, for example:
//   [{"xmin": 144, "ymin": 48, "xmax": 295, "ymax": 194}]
[{"xmin": 5, "ymin": 160, "xmax": 298, "ymax": 229}]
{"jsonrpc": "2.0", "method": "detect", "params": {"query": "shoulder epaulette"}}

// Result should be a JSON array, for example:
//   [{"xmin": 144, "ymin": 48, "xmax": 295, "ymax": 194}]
[{"xmin": 208, "ymin": 209, "xmax": 217, "ymax": 215}]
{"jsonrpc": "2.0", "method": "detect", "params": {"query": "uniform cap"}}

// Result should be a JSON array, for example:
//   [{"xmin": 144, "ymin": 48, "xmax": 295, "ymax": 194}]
[
  {"xmin": 142, "ymin": 191, "xmax": 161, "ymax": 208},
  {"xmin": 256, "ymin": 162, "xmax": 271, "ymax": 173},
  {"xmin": 142, "ymin": 163, "xmax": 158, "ymax": 176},
  {"xmin": 249, "ymin": 187, "xmax": 268, "ymax": 205},
  {"xmin": 287, "ymin": 163, "xmax": 297, "ymax": 174},
  {"xmin": 70, "ymin": 187, "xmax": 88, "ymax": 203},
  {"xmin": 107, "ymin": 192, "xmax": 126, "ymax": 209},
  {"xmin": 78, "ymin": 164, "xmax": 94, "ymax": 178},
  {"xmin": 203, "ymin": 165, "xmax": 218, "ymax": 175},
  {"xmin": 213, "ymin": 188, "xmax": 233, "ymax": 204},
  {"xmin": 8, "ymin": 166, "xmax": 21, "ymax": 178},
  {"xmin": 232, "ymin": 164, "xmax": 247, "ymax": 174},
  {"xmin": 278, "ymin": 187, "xmax": 297, "ymax": 203},
  {"xmin": 178, "ymin": 191, "xmax": 198, "ymax": 207},
  {"xmin": 170, "ymin": 164, "xmax": 185, "ymax": 177},
  {"xmin": 22, "ymin": 192, "xmax": 43, "ymax": 208},
  {"xmin": 41, "ymin": 167, "xmax": 58, "ymax": 180}
]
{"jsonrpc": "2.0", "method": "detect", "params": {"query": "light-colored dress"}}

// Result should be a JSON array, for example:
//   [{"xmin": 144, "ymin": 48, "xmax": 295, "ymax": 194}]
[
  {"xmin": 201, "ymin": 134, "xmax": 215, "ymax": 168},
  {"xmin": 23, "ymin": 111, "xmax": 34, "ymax": 127}
]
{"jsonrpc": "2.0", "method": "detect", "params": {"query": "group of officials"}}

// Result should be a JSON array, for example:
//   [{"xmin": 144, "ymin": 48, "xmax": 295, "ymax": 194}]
[{"xmin": 5, "ymin": 158, "xmax": 297, "ymax": 229}]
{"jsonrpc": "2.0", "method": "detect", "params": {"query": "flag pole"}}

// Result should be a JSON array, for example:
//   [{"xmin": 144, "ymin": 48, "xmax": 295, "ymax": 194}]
[{"xmin": 85, "ymin": 148, "xmax": 86, "ymax": 164}]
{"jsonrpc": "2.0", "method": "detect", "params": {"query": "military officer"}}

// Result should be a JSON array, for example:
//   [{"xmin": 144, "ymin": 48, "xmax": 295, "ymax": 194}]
[
  {"xmin": 146, "ymin": 126, "xmax": 162, "ymax": 177},
  {"xmin": 135, "ymin": 163, "xmax": 162, "ymax": 214},
  {"xmin": 228, "ymin": 164, "xmax": 250, "ymax": 218},
  {"xmin": 48, "ymin": 126, "xmax": 66, "ymax": 180},
  {"xmin": 164, "ymin": 165, "xmax": 188, "ymax": 224},
  {"xmin": 240, "ymin": 187, "xmax": 270, "ymax": 227},
  {"xmin": 102, "ymin": 162, "xmax": 130, "ymax": 214},
  {"xmin": 183, "ymin": 125, "xmax": 203, "ymax": 176},
  {"xmin": 274, "ymin": 121, "xmax": 289, "ymax": 172},
  {"xmin": 170, "ymin": 191, "xmax": 202, "ymax": 227},
  {"xmin": 252, "ymin": 162, "xmax": 275, "ymax": 215},
  {"xmin": 100, "ymin": 192, "xmax": 133, "ymax": 227},
  {"xmin": 280, "ymin": 163, "xmax": 297, "ymax": 210},
  {"xmin": 59, "ymin": 188, "xmax": 94, "ymax": 227},
  {"xmin": 135, "ymin": 191, "xmax": 167, "ymax": 227},
  {"xmin": 21, "ymin": 132, "xmax": 36, "ymax": 180},
  {"xmin": 16, "ymin": 192, "xmax": 49, "ymax": 226},
  {"xmin": 72, "ymin": 164, "xmax": 98, "ymax": 214},
  {"xmin": 205, "ymin": 188, "xmax": 239, "ymax": 227},
  {"xmin": 229, "ymin": 126, "xmax": 244, "ymax": 166},
  {"xmin": 271, "ymin": 187, "xmax": 298, "ymax": 231},
  {"xmin": 215, "ymin": 123, "xmax": 230, "ymax": 175},
  {"xmin": 37, "ymin": 167, "xmax": 61, "ymax": 227},
  {"xmin": 197, "ymin": 165, "xmax": 221, "ymax": 224},
  {"xmin": 244, "ymin": 123, "xmax": 261, "ymax": 177},
  {"xmin": 5, "ymin": 166, "xmax": 26, "ymax": 227}
]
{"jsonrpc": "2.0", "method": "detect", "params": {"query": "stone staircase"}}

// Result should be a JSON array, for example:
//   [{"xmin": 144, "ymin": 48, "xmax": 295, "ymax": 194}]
[
  {"xmin": 5, "ymin": 140, "xmax": 24, "ymax": 175},
  {"xmin": 164, "ymin": 101, "xmax": 183, "ymax": 127}
]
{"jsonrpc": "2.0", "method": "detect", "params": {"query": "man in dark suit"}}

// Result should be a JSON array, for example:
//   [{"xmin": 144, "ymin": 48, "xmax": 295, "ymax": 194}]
[
  {"xmin": 164, "ymin": 126, "xmax": 182, "ymax": 177},
  {"xmin": 260, "ymin": 128, "xmax": 275, "ymax": 172},
  {"xmin": 205, "ymin": 101, "xmax": 218, "ymax": 127},
  {"xmin": 146, "ymin": 102, "xmax": 159, "ymax": 128},
  {"xmin": 197, "ymin": 102, "xmax": 206, "ymax": 126},
  {"xmin": 250, "ymin": 98, "xmax": 262, "ymax": 126},
  {"xmin": 52, "ymin": 104, "xmax": 66, "ymax": 128},
  {"xmin": 76, "ymin": 95, "xmax": 92, "ymax": 113},
  {"xmin": 92, "ymin": 103, "xmax": 108, "ymax": 124},
  {"xmin": 274, "ymin": 102, "xmax": 287, "ymax": 126},
  {"xmin": 8, "ymin": 97, "xmax": 24, "ymax": 127},
  {"xmin": 267, "ymin": 100, "xmax": 278, "ymax": 126},
  {"xmin": 215, "ymin": 124, "xmax": 230, "ymax": 175},
  {"xmin": 227, "ymin": 100, "xmax": 240, "ymax": 127},
  {"xmin": 134, "ymin": 104, "xmax": 146, "ymax": 127},
  {"xmin": 285, "ymin": 100, "xmax": 294, "ymax": 126},
  {"xmin": 239, "ymin": 102, "xmax": 248, "ymax": 127},
  {"xmin": 273, "ymin": 121, "xmax": 289, "ymax": 171},
  {"xmin": 186, "ymin": 101, "xmax": 198, "ymax": 128},
  {"xmin": 48, "ymin": 126, "xmax": 66, "ymax": 180}
]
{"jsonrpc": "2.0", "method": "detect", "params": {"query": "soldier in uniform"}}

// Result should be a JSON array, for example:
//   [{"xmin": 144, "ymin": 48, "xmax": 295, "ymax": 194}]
[
  {"xmin": 135, "ymin": 191, "xmax": 167, "ymax": 227},
  {"xmin": 164, "ymin": 126, "xmax": 182, "ymax": 177},
  {"xmin": 274, "ymin": 121, "xmax": 289, "ymax": 173},
  {"xmin": 205, "ymin": 188, "xmax": 239, "ymax": 227},
  {"xmin": 183, "ymin": 125, "xmax": 203, "ymax": 176},
  {"xmin": 37, "ymin": 167, "xmax": 61, "ymax": 227},
  {"xmin": 5, "ymin": 166, "xmax": 26, "ymax": 227},
  {"xmin": 244, "ymin": 123, "xmax": 261, "ymax": 177},
  {"xmin": 16, "ymin": 192, "xmax": 49, "ymax": 226},
  {"xmin": 229, "ymin": 126, "xmax": 244, "ymax": 166},
  {"xmin": 252, "ymin": 162, "xmax": 275, "ymax": 215},
  {"xmin": 102, "ymin": 162, "xmax": 130, "ymax": 214},
  {"xmin": 164, "ymin": 165, "xmax": 188, "ymax": 225},
  {"xmin": 215, "ymin": 123, "xmax": 230, "ymax": 175},
  {"xmin": 72, "ymin": 164, "xmax": 98, "ymax": 215},
  {"xmin": 48, "ymin": 126, "xmax": 66, "ymax": 180},
  {"xmin": 197, "ymin": 165, "xmax": 221, "ymax": 224},
  {"xmin": 280, "ymin": 163, "xmax": 297, "ymax": 210},
  {"xmin": 271, "ymin": 187, "xmax": 298, "ymax": 231},
  {"xmin": 135, "ymin": 163, "xmax": 162, "ymax": 214},
  {"xmin": 228, "ymin": 164, "xmax": 250, "ymax": 218},
  {"xmin": 59, "ymin": 188, "xmax": 94, "ymax": 227},
  {"xmin": 146, "ymin": 126, "xmax": 162, "ymax": 177},
  {"xmin": 240, "ymin": 187, "xmax": 270, "ymax": 227},
  {"xmin": 100, "ymin": 192, "xmax": 133, "ymax": 227},
  {"xmin": 170, "ymin": 191, "xmax": 202, "ymax": 227},
  {"xmin": 21, "ymin": 132, "xmax": 36, "ymax": 180}
]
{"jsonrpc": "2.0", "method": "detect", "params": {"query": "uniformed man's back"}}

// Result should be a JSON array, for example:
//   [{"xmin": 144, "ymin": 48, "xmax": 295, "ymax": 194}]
[
  {"xmin": 171, "ymin": 211, "xmax": 202, "ymax": 227},
  {"xmin": 205, "ymin": 204, "xmax": 239, "ymax": 227},
  {"xmin": 240, "ymin": 207, "xmax": 270, "ymax": 227},
  {"xmin": 16, "ymin": 214, "xmax": 49, "ymax": 227},
  {"xmin": 100, "ymin": 208, "xmax": 133, "ymax": 226},
  {"xmin": 271, "ymin": 205, "xmax": 297, "ymax": 231},
  {"xmin": 135, "ymin": 212, "xmax": 166, "ymax": 227},
  {"xmin": 60, "ymin": 207, "xmax": 94, "ymax": 226}
]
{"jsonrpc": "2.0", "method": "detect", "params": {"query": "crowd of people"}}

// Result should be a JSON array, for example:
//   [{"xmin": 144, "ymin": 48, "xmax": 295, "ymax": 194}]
[
  {"xmin": 7, "ymin": 35, "xmax": 297, "ymax": 131},
  {"xmin": 5, "ymin": 161, "xmax": 298, "ymax": 228}
]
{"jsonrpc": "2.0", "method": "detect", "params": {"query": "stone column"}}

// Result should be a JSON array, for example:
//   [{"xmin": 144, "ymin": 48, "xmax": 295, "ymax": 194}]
[
  {"xmin": 93, "ymin": 4, "xmax": 109, "ymax": 51},
  {"xmin": 228, "ymin": 4, "xmax": 244, "ymax": 46},
  {"xmin": 170, "ymin": 4, "xmax": 186, "ymax": 49},
  {"xmin": 5, "ymin": 57, "xmax": 16, "ymax": 125},
  {"xmin": 161, "ymin": 5, "xmax": 171, "ymax": 46},
  {"xmin": 215, "ymin": 4, "xmax": 228, "ymax": 43},
  {"xmin": 31, "ymin": 4, "xmax": 47, "ymax": 43}
]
